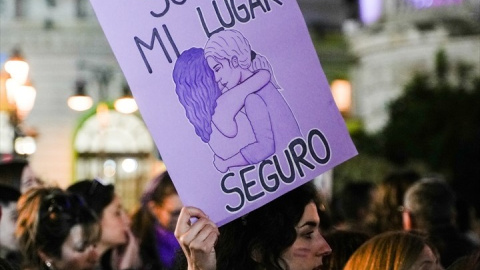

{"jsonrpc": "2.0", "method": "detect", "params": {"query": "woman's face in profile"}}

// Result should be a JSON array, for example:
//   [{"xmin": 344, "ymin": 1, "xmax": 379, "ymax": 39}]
[
  {"xmin": 281, "ymin": 202, "xmax": 332, "ymax": 270},
  {"xmin": 100, "ymin": 195, "xmax": 129, "ymax": 247},
  {"xmin": 48, "ymin": 225, "xmax": 99, "ymax": 270},
  {"xmin": 150, "ymin": 193, "xmax": 182, "ymax": 232}
]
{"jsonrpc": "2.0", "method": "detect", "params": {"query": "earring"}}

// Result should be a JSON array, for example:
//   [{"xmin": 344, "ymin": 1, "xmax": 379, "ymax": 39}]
[{"xmin": 45, "ymin": 260, "xmax": 53, "ymax": 269}]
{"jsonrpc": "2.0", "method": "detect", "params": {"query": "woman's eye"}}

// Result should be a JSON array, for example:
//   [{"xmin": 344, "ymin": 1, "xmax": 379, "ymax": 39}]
[{"xmin": 303, "ymin": 231, "xmax": 314, "ymax": 239}]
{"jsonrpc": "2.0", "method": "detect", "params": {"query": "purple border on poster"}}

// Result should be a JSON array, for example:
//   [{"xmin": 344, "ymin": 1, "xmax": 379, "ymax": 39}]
[{"xmin": 89, "ymin": 0, "xmax": 357, "ymax": 226}]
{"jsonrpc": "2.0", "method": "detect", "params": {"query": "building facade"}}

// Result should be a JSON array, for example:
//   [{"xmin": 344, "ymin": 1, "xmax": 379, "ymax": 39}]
[
  {"xmin": 348, "ymin": 0, "xmax": 480, "ymax": 132},
  {"xmin": 0, "ymin": 0, "xmax": 161, "ymax": 209}
]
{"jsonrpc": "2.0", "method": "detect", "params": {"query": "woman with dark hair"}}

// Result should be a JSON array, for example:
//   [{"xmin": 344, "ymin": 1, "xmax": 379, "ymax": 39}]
[
  {"xmin": 130, "ymin": 171, "xmax": 182, "ymax": 270},
  {"xmin": 175, "ymin": 181, "xmax": 332, "ymax": 270},
  {"xmin": 67, "ymin": 179, "xmax": 141, "ymax": 270},
  {"xmin": 16, "ymin": 187, "xmax": 100, "ymax": 270}
]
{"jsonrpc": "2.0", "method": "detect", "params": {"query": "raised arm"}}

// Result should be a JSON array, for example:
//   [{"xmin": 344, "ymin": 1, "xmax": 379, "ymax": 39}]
[
  {"xmin": 213, "ymin": 94, "xmax": 275, "ymax": 173},
  {"xmin": 212, "ymin": 69, "xmax": 270, "ymax": 138},
  {"xmin": 174, "ymin": 206, "xmax": 219, "ymax": 270}
]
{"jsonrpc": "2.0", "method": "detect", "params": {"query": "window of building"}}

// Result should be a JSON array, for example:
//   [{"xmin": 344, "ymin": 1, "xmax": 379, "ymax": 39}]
[
  {"xmin": 76, "ymin": 0, "xmax": 90, "ymax": 19},
  {"xmin": 74, "ymin": 108, "xmax": 156, "ymax": 211},
  {"xmin": 15, "ymin": 0, "xmax": 26, "ymax": 18}
]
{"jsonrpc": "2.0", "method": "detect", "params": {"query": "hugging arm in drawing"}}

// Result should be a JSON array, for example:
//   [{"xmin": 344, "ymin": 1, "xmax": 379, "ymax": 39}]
[{"xmin": 173, "ymin": 29, "xmax": 301, "ymax": 173}]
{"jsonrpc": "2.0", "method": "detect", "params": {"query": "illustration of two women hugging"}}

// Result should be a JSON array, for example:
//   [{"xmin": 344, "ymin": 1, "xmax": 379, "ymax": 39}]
[{"xmin": 173, "ymin": 29, "xmax": 301, "ymax": 173}]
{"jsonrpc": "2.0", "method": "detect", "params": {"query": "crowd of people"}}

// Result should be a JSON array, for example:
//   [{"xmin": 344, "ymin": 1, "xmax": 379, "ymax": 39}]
[
  {"xmin": 0, "ymin": 159, "xmax": 182, "ymax": 270},
  {"xmin": 1, "ymin": 158, "xmax": 480, "ymax": 270}
]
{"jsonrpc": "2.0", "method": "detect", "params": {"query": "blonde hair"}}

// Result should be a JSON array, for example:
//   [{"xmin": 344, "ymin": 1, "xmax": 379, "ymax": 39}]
[
  {"xmin": 343, "ymin": 231, "xmax": 429, "ymax": 270},
  {"xmin": 204, "ymin": 29, "xmax": 281, "ymax": 89},
  {"xmin": 16, "ymin": 187, "xmax": 50, "ymax": 266}
]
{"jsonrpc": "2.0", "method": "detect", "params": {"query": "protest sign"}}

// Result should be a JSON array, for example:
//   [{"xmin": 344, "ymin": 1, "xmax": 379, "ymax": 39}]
[{"xmin": 89, "ymin": 0, "xmax": 357, "ymax": 225}]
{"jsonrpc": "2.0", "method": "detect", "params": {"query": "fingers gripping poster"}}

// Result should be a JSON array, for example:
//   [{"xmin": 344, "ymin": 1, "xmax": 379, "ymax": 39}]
[{"xmin": 90, "ymin": 0, "xmax": 358, "ymax": 225}]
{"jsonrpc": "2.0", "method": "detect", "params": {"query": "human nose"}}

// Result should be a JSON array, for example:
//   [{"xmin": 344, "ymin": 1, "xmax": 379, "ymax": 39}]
[{"xmin": 316, "ymin": 234, "xmax": 332, "ymax": 257}]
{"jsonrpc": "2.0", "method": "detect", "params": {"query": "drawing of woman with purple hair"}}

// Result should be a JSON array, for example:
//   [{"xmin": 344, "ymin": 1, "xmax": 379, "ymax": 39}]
[
  {"xmin": 173, "ymin": 47, "xmax": 271, "ymax": 165},
  {"xmin": 204, "ymin": 29, "xmax": 302, "ymax": 172}
]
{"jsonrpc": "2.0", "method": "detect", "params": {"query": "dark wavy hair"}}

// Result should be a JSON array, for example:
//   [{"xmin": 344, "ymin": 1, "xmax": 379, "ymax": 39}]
[
  {"xmin": 67, "ymin": 179, "xmax": 115, "ymax": 217},
  {"xmin": 173, "ymin": 47, "xmax": 221, "ymax": 143},
  {"xmin": 216, "ymin": 182, "xmax": 321, "ymax": 270}
]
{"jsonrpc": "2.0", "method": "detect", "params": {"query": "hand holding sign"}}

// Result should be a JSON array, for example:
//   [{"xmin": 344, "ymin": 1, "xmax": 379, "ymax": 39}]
[{"xmin": 174, "ymin": 206, "xmax": 219, "ymax": 270}]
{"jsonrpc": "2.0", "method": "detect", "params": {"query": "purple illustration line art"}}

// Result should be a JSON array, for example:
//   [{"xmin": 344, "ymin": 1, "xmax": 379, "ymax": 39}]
[{"xmin": 173, "ymin": 29, "xmax": 302, "ymax": 173}]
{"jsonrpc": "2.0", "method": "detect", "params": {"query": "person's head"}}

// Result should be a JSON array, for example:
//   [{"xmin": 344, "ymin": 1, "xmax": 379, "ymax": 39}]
[
  {"xmin": 216, "ymin": 182, "xmax": 331, "ymax": 270},
  {"xmin": 375, "ymin": 169, "xmax": 420, "ymax": 232},
  {"xmin": 204, "ymin": 29, "xmax": 279, "ymax": 90},
  {"xmin": 337, "ymin": 181, "xmax": 377, "ymax": 231},
  {"xmin": 67, "ymin": 179, "xmax": 130, "ymax": 253},
  {"xmin": 16, "ymin": 187, "xmax": 100, "ymax": 270},
  {"xmin": 141, "ymin": 171, "xmax": 181, "ymax": 232},
  {"xmin": 173, "ymin": 47, "xmax": 221, "ymax": 143},
  {"xmin": 321, "ymin": 230, "xmax": 370, "ymax": 270},
  {"xmin": 402, "ymin": 178, "xmax": 456, "ymax": 231},
  {"xmin": 0, "ymin": 159, "xmax": 41, "ymax": 193},
  {"xmin": 344, "ymin": 231, "xmax": 439, "ymax": 270},
  {"xmin": 447, "ymin": 248, "xmax": 480, "ymax": 270},
  {"xmin": 0, "ymin": 184, "xmax": 21, "ymax": 253}
]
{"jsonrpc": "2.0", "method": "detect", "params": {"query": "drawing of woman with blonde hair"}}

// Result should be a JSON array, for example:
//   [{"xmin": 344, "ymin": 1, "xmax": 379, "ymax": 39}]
[{"xmin": 173, "ymin": 29, "xmax": 301, "ymax": 173}]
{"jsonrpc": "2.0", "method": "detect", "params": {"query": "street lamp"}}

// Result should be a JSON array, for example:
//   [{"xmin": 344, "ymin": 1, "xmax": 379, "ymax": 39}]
[
  {"xmin": 68, "ymin": 62, "xmax": 138, "ymax": 114},
  {"xmin": 0, "ymin": 48, "xmax": 37, "ymax": 159},
  {"xmin": 4, "ymin": 48, "xmax": 29, "ymax": 84},
  {"xmin": 331, "ymin": 79, "xmax": 352, "ymax": 117},
  {"xmin": 67, "ymin": 79, "xmax": 93, "ymax": 111},
  {"xmin": 114, "ymin": 84, "xmax": 138, "ymax": 114}
]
